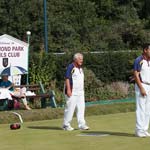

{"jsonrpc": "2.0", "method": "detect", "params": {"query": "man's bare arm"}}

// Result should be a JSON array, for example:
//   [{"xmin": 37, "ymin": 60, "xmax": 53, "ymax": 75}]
[
  {"xmin": 134, "ymin": 71, "xmax": 146, "ymax": 96},
  {"xmin": 65, "ymin": 79, "xmax": 72, "ymax": 97}
]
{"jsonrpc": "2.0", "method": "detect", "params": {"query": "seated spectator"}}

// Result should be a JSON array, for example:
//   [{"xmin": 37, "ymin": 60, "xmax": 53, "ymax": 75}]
[{"xmin": 0, "ymin": 75, "xmax": 31, "ymax": 110}]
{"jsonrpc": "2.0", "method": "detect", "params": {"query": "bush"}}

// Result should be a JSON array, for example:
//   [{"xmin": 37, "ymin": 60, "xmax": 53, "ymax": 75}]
[
  {"xmin": 29, "ymin": 52, "xmax": 56, "ymax": 87},
  {"xmin": 84, "ymin": 68, "xmax": 133, "ymax": 101},
  {"xmin": 28, "ymin": 51, "xmax": 137, "ymax": 104}
]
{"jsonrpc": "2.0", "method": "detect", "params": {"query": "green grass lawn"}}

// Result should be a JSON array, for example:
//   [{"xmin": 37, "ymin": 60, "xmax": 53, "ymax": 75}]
[{"xmin": 0, "ymin": 112, "xmax": 150, "ymax": 150}]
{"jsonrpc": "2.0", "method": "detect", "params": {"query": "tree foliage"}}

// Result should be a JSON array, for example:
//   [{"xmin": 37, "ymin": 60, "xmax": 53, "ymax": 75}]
[
  {"xmin": 0, "ymin": 0, "xmax": 149, "ymax": 101},
  {"xmin": 0, "ymin": 0, "xmax": 150, "ymax": 52}
]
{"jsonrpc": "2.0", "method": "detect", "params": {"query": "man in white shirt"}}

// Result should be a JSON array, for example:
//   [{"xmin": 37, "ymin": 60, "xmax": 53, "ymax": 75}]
[
  {"xmin": 63, "ymin": 53, "xmax": 89, "ymax": 131},
  {"xmin": 134, "ymin": 43, "xmax": 150, "ymax": 137}
]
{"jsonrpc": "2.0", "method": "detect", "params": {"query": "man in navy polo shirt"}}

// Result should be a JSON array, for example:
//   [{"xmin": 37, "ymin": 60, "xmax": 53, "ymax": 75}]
[
  {"xmin": 0, "ymin": 75, "xmax": 31, "ymax": 110},
  {"xmin": 134, "ymin": 43, "xmax": 150, "ymax": 137},
  {"xmin": 62, "ymin": 53, "xmax": 89, "ymax": 131}
]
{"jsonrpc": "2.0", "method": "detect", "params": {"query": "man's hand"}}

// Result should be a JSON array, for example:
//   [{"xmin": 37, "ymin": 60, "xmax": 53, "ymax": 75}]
[
  {"xmin": 65, "ymin": 79, "xmax": 72, "ymax": 97},
  {"xmin": 67, "ymin": 89, "xmax": 72, "ymax": 97},
  {"xmin": 134, "ymin": 71, "xmax": 147, "ymax": 97},
  {"xmin": 140, "ymin": 87, "xmax": 147, "ymax": 96}
]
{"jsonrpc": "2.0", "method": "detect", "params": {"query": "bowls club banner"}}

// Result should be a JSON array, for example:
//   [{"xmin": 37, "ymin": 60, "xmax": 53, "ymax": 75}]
[{"xmin": 0, "ymin": 34, "xmax": 29, "ymax": 73}]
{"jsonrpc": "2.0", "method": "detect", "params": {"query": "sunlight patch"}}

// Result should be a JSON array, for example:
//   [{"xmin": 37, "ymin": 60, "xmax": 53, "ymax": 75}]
[{"xmin": 77, "ymin": 133, "xmax": 110, "ymax": 137}]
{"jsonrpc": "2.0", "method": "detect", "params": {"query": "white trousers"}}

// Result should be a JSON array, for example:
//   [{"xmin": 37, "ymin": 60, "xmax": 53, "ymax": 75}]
[
  {"xmin": 63, "ymin": 94, "xmax": 86, "ymax": 128},
  {"xmin": 135, "ymin": 83, "xmax": 150, "ymax": 132}
]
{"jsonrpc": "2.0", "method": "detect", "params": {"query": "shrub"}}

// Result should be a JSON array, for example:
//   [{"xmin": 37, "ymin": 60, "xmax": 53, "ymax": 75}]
[
  {"xmin": 28, "ymin": 51, "xmax": 137, "ymax": 104},
  {"xmin": 29, "ymin": 52, "xmax": 56, "ymax": 87},
  {"xmin": 84, "ymin": 68, "xmax": 133, "ymax": 101}
]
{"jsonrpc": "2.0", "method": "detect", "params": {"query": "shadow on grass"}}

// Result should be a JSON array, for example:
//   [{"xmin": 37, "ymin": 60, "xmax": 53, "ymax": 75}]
[
  {"xmin": 81, "ymin": 131, "xmax": 135, "ymax": 137},
  {"xmin": 28, "ymin": 126, "xmax": 62, "ymax": 130}
]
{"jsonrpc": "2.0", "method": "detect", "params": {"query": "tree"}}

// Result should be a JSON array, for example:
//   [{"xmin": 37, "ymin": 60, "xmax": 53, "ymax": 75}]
[
  {"xmin": 0, "ymin": 0, "xmax": 44, "ymax": 52},
  {"xmin": 0, "ymin": 0, "xmax": 150, "ymax": 52}
]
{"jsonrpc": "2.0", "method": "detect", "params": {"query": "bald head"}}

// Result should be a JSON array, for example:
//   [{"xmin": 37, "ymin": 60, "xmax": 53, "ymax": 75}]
[{"xmin": 73, "ymin": 53, "xmax": 83, "ymax": 67}]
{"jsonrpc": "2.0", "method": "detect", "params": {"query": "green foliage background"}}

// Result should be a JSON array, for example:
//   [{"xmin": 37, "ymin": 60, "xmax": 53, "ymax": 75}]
[
  {"xmin": 0, "ymin": 0, "xmax": 149, "ymax": 102},
  {"xmin": 28, "ymin": 51, "xmax": 138, "ymax": 104},
  {"xmin": 0, "ymin": 0, "xmax": 150, "ymax": 52}
]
